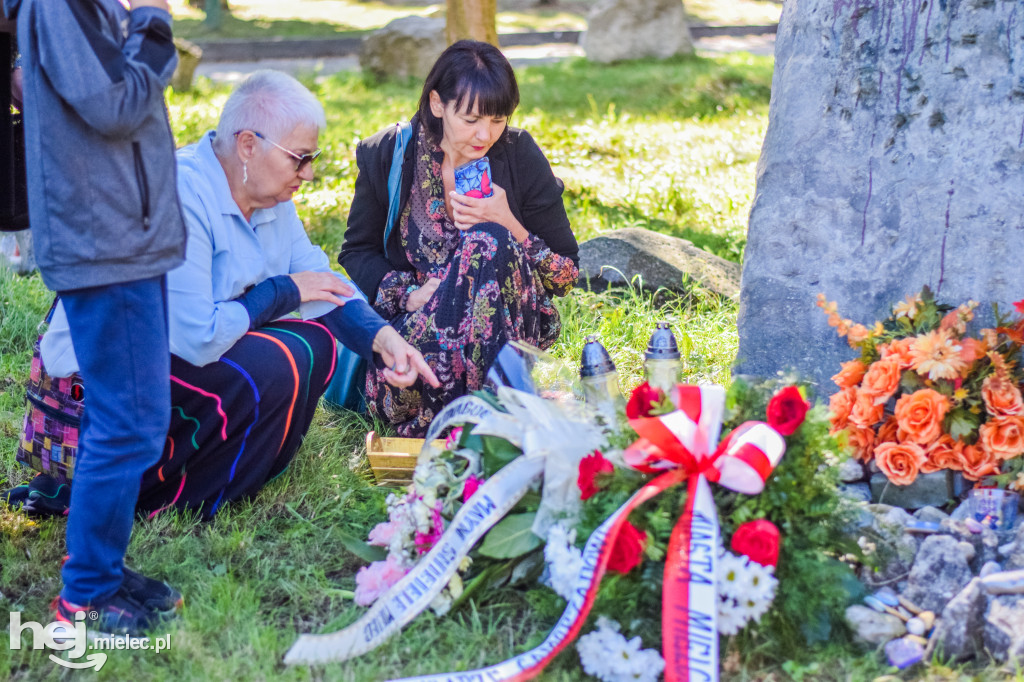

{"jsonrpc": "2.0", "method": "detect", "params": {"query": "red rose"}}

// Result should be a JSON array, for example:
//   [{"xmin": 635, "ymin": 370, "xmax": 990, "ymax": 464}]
[
  {"xmin": 578, "ymin": 450, "xmax": 614, "ymax": 500},
  {"xmin": 730, "ymin": 519, "xmax": 780, "ymax": 568},
  {"xmin": 626, "ymin": 381, "xmax": 666, "ymax": 420},
  {"xmin": 766, "ymin": 386, "xmax": 811, "ymax": 436},
  {"xmin": 607, "ymin": 520, "xmax": 647, "ymax": 574}
]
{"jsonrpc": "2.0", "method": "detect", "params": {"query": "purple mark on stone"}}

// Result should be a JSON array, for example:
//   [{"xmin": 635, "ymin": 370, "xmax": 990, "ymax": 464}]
[
  {"xmin": 862, "ymin": 161, "xmax": 874, "ymax": 247},
  {"xmin": 937, "ymin": 181, "xmax": 954, "ymax": 294},
  {"xmin": 1019, "ymin": 116, "xmax": 1024, "ymax": 147},
  {"xmin": 920, "ymin": 0, "xmax": 934, "ymax": 65}
]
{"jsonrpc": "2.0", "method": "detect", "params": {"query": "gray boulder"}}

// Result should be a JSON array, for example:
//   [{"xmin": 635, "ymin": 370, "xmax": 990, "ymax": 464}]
[
  {"xmin": 360, "ymin": 17, "xmax": 446, "ymax": 82},
  {"xmin": 736, "ymin": 0, "xmax": 1024, "ymax": 391},
  {"xmin": 577, "ymin": 228, "xmax": 740, "ymax": 299},
  {"xmin": 582, "ymin": 0, "xmax": 694, "ymax": 63},
  {"xmin": 870, "ymin": 471, "xmax": 963, "ymax": 510},
  {"xmin": 928, "ymin": 578, "xmax": 987, "ymax": 663},
  {"xmin": 903, "ymin": 535, "xmax": 972, "ymax": 615}
]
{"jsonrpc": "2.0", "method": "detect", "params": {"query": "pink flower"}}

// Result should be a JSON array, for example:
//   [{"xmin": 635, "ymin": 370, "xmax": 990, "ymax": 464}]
[
  {"xmin": 462, "ymin": 475, "xmax": 481, "ymax": 502},
  {"xmin": 445, "ymin": 427, "xmax": 464, "ymax": 450},
  {"xmin": 367, "ymin": 520, "xmax": 398, "ymax": 547},
  {"xmin": 414, "ymin": 502, "xmax": 445, "ymax": 555},
  {"xmin": 354, "ymin": 554, "xmax": 407, "ymax": 606}
]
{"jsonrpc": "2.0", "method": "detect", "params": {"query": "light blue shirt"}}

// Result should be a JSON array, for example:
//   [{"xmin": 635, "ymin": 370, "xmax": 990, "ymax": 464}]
[{"xmin": 168, "ymin": 132, "xmax": 362, "ymax": 366}]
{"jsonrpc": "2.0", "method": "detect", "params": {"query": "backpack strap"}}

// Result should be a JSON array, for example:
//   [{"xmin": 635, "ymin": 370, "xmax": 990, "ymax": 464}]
[{"xmin": 383, "ymin": 121, "xmax": 413, "ymax": 248}]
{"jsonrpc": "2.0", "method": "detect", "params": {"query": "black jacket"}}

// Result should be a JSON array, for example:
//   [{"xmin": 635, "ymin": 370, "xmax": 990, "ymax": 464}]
[{"xmin": 339, "ymin": 115, "xmax": 579, "ymax": 302}]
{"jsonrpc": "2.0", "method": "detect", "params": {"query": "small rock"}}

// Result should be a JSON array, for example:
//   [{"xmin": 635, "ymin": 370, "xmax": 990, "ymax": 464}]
[
  {"xmin": 981, "ymin": 561, "xmax": 1003, "ymax": 578},
  {"xmin": 914, "ymin": 506, "xmax": 951, "ymax": 525},
  {"xmin": 839, "ymin": 458, "xmax": 866, "ymax": 482},
  {"xmin": 980, "ymin": 569, "xmax": 1024, "ymax": 595},
  {"xmin": 950, "ymin": 499, "xmax": 972, "ymax": 522},
  {"xmin": 917, "ymin": 611, "xmax": 936, "ymax": 631},
  {"xmin": 1000, "ymin": 542, "xmax": 1016, "ymax": 558},
  {"xmin": 903, "ymin": 535, "xmax": 973, "ymax": 614},
  {"xmin": 898, "ymin": 596, "xmax": 924, "ymax": 615},
  {"xmin": 846, "ymin": 605, "xmax": 907, "ymax": 645},
  {"xmin": 983, "ymin": 594, "xmax": 1024, "ymax": 662},
  {"xmin": 864, "ymin": 595, "xmax": 888, "ymax": 613},
  {"xmin": 966, "ymin": 518, "xmax": 985, "ymax": 534},
  {"xmin": 958, "ymin": 541, "xmax": 977, "ymax": 562},
  {"xmin": 926, "ymin": 578, "xmax": 987, "ymax": 662},
  {"xmin": 906, "ymin": 617, "xmax": 926, "ymax": 636},
  {"xmin": 874, "ymin": 587, "xmax": 900, "ymax": 607},
  {"xmin": 839, "ymin": 483, "xmax": 872, "ymax": 504},
  {"xmin": 885, "ymin": 636, "xmax": 925, "ymax": 668}
]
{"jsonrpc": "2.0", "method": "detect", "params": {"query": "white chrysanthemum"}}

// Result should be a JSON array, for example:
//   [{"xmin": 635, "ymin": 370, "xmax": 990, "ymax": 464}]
[
  {"xmin": 429, "ymin": 590, "xmax": 452, "ymax": 616},
  {"xmin": 716, "ymin": 550, "xmax": 752, "ymax": 600},
  {"xmin": 717, "ymin": 597, "xmax": 748, "ymax": 635},
  {"xmin": 737, "ymin": 594, "xmax": 771, "ymax": 624},
  {"xmin": 544, "ymin": 523, "xmax": 584, "ymax": 601},
  {"xmin": 577, "ymin": 618, "xmax": 665, "ymax": 682},
  {"xmin": 744, "ymin": 561, "xmax": 777, "ymax": 603}
]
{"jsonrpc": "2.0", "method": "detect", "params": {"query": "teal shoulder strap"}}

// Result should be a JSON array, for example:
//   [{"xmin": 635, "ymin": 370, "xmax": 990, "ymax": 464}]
[{"xmin": 383, "ymin": 121, "xmax": 413, "ymax": 248}]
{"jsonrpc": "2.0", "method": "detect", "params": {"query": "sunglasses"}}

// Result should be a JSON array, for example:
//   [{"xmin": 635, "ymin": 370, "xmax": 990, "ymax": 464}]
[{"xmin": 236, "ymin": 130, "xmax": 322, "ymax": 172}]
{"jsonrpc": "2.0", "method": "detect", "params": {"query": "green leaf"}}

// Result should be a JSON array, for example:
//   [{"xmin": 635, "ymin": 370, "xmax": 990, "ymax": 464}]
[
  {"xmin": 480, "ymin": 436, "xmax": 523, "ymax": 477},
  {"xmin": 478, "ymin": 512, "xmax": 541, "ymax": 559},
  {"xmin": 946, "ymin": 408, "xmax": 980, "ymax": 442},
  {"xmin": 335, "ymin": 528, "xmax": 386, "ymax": 563}
]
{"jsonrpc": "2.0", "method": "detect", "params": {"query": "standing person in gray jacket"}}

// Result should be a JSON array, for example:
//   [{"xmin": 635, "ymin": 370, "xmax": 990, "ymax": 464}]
[{"xmin": 3, "ymin": 0, "xmax": 186, "ymax": 637}]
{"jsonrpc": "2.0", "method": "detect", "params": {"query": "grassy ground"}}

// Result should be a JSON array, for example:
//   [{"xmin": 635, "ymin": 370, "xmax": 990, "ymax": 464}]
[{"xmin": 169, "ymin": 0, "xmax": 783, "ymax": 40}]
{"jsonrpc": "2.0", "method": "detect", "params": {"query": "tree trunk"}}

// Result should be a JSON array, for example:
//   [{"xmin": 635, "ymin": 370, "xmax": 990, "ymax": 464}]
[{"xmin": 445, "ymin": 0, "xmax": 498, "ymax": 46}]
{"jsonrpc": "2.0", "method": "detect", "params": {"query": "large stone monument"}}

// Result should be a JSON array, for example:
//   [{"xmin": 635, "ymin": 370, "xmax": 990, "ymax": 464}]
[{"xmin": 737, "ymin": 0, "xmax": 1024, "ymax": 391}]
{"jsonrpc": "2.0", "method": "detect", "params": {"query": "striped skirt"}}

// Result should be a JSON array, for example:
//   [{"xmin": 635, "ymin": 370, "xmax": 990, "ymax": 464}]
[{"xmin": 137, "ymin": 319, "xmax": 336, "ymax": 519}]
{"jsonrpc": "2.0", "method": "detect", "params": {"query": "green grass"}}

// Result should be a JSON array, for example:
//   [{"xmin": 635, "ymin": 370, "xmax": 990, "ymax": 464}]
[{"xmin": 2, "ymin": 53, "xmax": 938, "ymax": 681}]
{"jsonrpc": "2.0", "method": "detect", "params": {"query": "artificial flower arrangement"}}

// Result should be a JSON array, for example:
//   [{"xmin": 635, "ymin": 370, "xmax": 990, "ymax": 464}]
[
  {"xmin": 820, "ymin": 286, "xmax": 1024, "ymax": 488},
  {"xmin": 287, "ymin": 369, "xmax": 859, "ymax": 678}
]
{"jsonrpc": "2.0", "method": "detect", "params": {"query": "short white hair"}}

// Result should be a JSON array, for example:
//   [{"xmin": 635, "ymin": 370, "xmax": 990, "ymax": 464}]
[{"xmin": 213, "ymin": 70, "xmax": 327, "ymax": 153}]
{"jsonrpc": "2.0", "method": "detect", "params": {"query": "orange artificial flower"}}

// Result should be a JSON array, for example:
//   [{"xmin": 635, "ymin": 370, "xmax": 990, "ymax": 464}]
[
  {"xmin": 832, "ymin": 360, "xmax": 868, "ymax": 389},
  {"xmin": 860, "ymin": 358, "xmax": 902, "ymax": 405},
  {"xmin": 876, "ymin": 416, "xmax": 901, "ymax": 445},
  {"xmin": 850, "ymin": 390, "xmax": 885, "ymax": 427},
  {"xmin": 959, "ymin": 443, "xmax": 1000, "ymax": 481},
  {"xmin": 979, "ymin": 415, "xmax": 1024, "ymax": 461},
  {"xmin": 893, "ymin": 293, "xmax": 921, "ymax": 320},
  {"xmin": 828, "ymin": 387, "xmax": 856, "ymax": 433},
  {"xmin": 874, "ymin": 442, "xmax": 927, "ymax": 486},
  {"xmin": 847, "ymin": 323, "xmax": 871, "ymax": 345},
  {"xmin": 894, "ymin": 388, "xmax": 950, "ymax": 445},
  {"xmin": 879, "ymin": 337, "xmax": 915, "ymax": 370},
  {"xmin": 959, "ymin": 337, "xmax": 988, "ymax": 367},
  {"xmin": 982, "ymin": 374, "xmax": 1024, "ymax": 417},
  {"xmin": 846, "ymin": 424, "xmax": 876, "ymax": 462},
  {"xmin": 910, "ymin": 329, "xmax": 967, "ymax": 381},
  {"xmin": 921, "ymin": 435, "xmax": 964, "ymax": 474}
]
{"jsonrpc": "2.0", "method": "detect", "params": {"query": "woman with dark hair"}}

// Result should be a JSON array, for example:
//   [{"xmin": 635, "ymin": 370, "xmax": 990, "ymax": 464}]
[{"xmin": 340, "ymin": 40, "xmax": 579, "ymax": 436}]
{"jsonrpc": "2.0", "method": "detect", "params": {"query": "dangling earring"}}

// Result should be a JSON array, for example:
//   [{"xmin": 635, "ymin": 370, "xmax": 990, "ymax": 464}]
[{"xmin": 242, "ymin": 162, "xmax": 249, "ymax": 185}]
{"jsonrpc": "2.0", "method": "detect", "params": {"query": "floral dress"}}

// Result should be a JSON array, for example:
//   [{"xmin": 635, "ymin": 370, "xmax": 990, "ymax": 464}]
[{"xmin": 365, "ymin": 130, "xmax": 578, "ymax": 436}]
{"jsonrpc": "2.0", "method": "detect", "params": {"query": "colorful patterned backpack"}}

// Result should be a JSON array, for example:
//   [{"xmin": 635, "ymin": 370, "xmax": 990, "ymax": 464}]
[{"xmin": 15, "ymin": 298, "xmax": 84, "ymax": 484}]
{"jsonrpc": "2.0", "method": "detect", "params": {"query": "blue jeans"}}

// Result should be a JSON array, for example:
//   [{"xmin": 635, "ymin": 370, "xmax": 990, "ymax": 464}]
[{"xmin": 59, "ymin": 276, "xmax": 171, "ymax": 605}]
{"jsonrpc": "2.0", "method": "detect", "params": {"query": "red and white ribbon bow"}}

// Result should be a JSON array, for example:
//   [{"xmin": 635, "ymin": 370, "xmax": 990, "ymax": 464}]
[{"xmin": 621, "ymin": 384, "xmax": 785, "ymax": 682}]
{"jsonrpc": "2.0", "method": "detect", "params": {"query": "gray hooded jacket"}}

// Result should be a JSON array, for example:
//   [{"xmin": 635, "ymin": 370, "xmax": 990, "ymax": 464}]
[{"xmin": 3, "ymin": 0, "xmax": 185, "ymax": 291}]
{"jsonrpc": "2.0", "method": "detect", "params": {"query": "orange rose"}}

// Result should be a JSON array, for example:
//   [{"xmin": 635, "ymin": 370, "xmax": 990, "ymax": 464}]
[
  {"xmin": 874, "ymin": 441, "xmax": 927, "ymax": 486},
  {"xmin": 850, "ymin": 390, "xmax": 885, "ymax": 427},
  {"xmin": 959, "ymin": 443, "xmax": 1000, "ymax": 481},
  {"xmin": 880, "ymin": 337, "xmax": 915, "ymax": 369},
  {"xmin": 860, "ymin": 358, "xmax": 902, "ymax": 404},
  {"xmin": 876, "ymin": 416, "xmax": 901, "ymax": 444},
  {"xmin": 921, "ymin": 435, "xmax": 963, "ymax": 474},
  {"xmin": 846, "ymin": 424, "xmax": 876, "ymax": 461},
  {"xmin": 829, "ymin": 387, "xmax": 856, "ymax": 433},
  {"xmin": 832, "ymin": 360, "xmax": 868, "ymax": 389},
  {"xmin": 982, "ymin": 375, "xmax": 1024, "ymax": 417},
  {"xmin": 979, "ymin": 416, "xmax": 1024, "ymax": 460},
  {"xmin": 894, "ymin": 389, "xmax": 950, "ymax": 445}
]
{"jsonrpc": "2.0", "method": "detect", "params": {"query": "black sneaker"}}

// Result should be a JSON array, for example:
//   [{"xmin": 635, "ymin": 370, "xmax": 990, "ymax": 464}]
[
  {"xmin": 53, "ymin": 587, "xmax": 168, "ymax": 640},
  {"xmin": 60, "ymin": 556, "xmax": 183, "ymax": 616},
  {"xmin": 121, "ymin": 566, "xmax": 183, "ymax": 615}
]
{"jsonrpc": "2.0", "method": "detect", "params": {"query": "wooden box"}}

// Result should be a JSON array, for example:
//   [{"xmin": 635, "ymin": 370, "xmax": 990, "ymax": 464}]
[{"xmin": 365, "ymin": 431, "xmax": 443, "ymax": 487}]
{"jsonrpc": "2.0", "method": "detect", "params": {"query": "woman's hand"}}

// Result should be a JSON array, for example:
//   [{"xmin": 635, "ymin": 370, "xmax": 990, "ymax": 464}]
[
  {"xmin": 372, "ymin": 326, "xmax": 441, "ymax": 388},
  {"xmin": 449, "ymin": 183, "xmax": 529, "ymax": 242},
  {"xmin": 405, "ymin": 277, "xmax": 441, "ymax": 312},
  {"xmin": 289, "ymin": 271, "xmax": 355, "ymax": 306}
]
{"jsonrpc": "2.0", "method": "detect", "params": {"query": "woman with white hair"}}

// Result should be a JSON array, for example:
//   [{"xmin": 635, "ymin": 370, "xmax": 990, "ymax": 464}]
[{"xmin": 134, "ymin": 70, "xmax": 439, "ymax": 517}]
